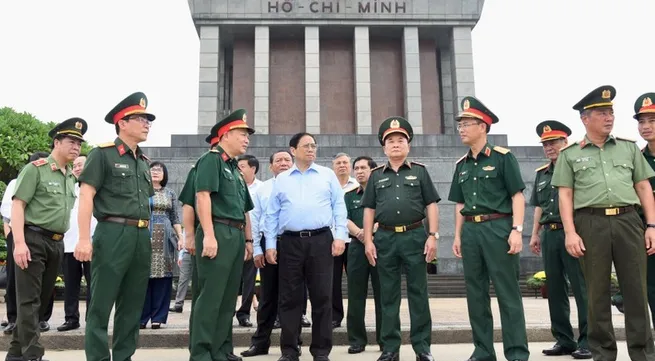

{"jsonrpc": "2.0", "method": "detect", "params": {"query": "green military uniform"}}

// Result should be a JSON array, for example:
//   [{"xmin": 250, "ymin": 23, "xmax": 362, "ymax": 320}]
[
  {"xmin": 7, "ymin": 118, "xmax": 85, "ymax": 360},
  {"xmin": 79, "ymin": 92, "xmax": 156, "ymax": 361},
  {"xmin": 361, "ymin": 117, "xmax": 440, "ymax": 358},
  {"xmin": 190, "ymin": 109, "xmax": 255, "ymax": 361},
  {"xmin": 345, "ymin": 184, "xmax": 382, "ymax": 349},
  {"xmin": 448, "ymin": 97, "xmax": 529, "ymax": 361},
  {"xmin": 531, "ymin": 121, "xmax": 589, "ymax": 355},
  {"xmin": 551, "ymin": 85, "xmax": 655, "ymax": 361}
]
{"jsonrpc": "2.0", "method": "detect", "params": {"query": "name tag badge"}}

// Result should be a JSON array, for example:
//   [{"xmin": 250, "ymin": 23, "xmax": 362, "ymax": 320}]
[
  {"xmin": 482, "ymin": 166, "xmax": 495, "ymax": 171},
  {"xmin": 405, "ymin": 175, "xmax": 417, "ymax": 180},
  {"xmin": 378, "ymin": 177, "xmax": 389, "ymax": 183},
  {"xmin": 115, "ymin": 163, "xmax": 129, "ymax": 169}
]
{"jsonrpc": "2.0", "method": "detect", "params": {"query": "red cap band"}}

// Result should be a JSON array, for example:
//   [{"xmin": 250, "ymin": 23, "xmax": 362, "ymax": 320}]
[
  {"xmin": 113, "ymin": 105, "xmax": 146, "ymax": 124},
  {"xmin": 460, "ymin": 108, "xmax": 492, "ymax": 125},
  {"xmin": 540, "ymin": 130, "xmax": 568, "ymax": 141},
  {"xmin": 217, "ymin": 120, "xmax": 249, "ymax": 140},
  {"xmin": 639, "ymin": 105, "xmax": 655, "ymax": 114}
]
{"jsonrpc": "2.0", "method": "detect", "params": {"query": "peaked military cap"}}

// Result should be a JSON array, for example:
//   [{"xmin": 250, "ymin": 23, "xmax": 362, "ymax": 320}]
[
  {"xmin": 572, "ymin": 85, "xmax": 615, "ymax": 113},
  {"xmin": 378, "ymin": 116, "xmax": 413, "ymax": 145},
  {"xmin": 207, "ymin": 109, "xmax": 255, "ymax": 145},
  {"xmin": 105, "ymin": 92, "xmax": 156, "ymax": 124},
  {"xmin": 633, "ymin": 92, "xmax": 655, "ymax": 120},
  {"xmin": 535, "ymin": 120, "xmax": 571, "ymax": 143},
  {"xmin": 456, "ymin": 96, "xmax": 499, "ymax": 125},
  {"xmin": 48, "ymin": 117, "xmax": 88, "ymax": 142}
]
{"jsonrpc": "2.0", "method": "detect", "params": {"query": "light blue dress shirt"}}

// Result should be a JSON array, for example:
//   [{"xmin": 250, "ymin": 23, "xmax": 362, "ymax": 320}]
[
  {"xmin": 251, "ymin": 178, "xmax": 275, "ymax": 257},
  {"xmin": 263, "ymin": 163, "xmax": 348, "ymax": 251}
]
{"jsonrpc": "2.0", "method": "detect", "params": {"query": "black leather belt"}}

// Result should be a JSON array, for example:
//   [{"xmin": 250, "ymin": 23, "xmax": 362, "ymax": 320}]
[
  {"xmin": 25, "ymin": 225, "xmax": 64, "ymax": 241},
  {"xmin": 543, "ymin": 222, "xmax": 564, "ymax": 230},
  {"xmin": 577, "ymin": 206, "xmax": 634, "ymax": 217},
  {"xmin": 103, "ymin": 216, "xmax": 150, "ymax": 228},
  {"xmin": 213, "ymin": 217, "xmax": 246, "ymax": 231},
  {"xmin": 283, "ymin": 227, "xmax": 330, "ymax": 238},
  {"xmin": 378, "ymin": 219, "xmax": 424, "ymax": 232},
  {"xmin": 464, "ymin": 213, "xmax": 511, "ymax": 223}
]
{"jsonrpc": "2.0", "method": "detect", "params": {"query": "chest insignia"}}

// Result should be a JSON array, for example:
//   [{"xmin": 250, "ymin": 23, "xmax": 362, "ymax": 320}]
[
  {"xmin": 459, "ymin": 171, "xmax": 467, "ymax": 176},
  {"xmin": 47, "ymin": 181, "xmax": 61, "ymax": 187},
  {"xmin": 117, "ymin": 144, "xmax": 126, "ymax": 156},
  {"xmin": 405, "ymin": 175, "xmax": 417, "ymax": 180},
  {"xmin": 538, "ymin": 181, "xmax": 547, "ymax": 186},
  {"xmin": 482, "ymin": 166, "xmax": 495, "ymax": 171},
  {"xmin": 378, "ymin": 177, "xmax": 389, "ymax": 183},
  {"xmin": 353, "ymin": 199, "xmax": 361, "ymax": 204},
  {"xmin": 50, "ymin": 163, "xmax": 58, "ymax": 171},
  {"xmin": 574, "ymin": 157, "xmax": 592, "ymax": 163},
  {"xmin": 32, "ymin": 158, "xmax": 48, "ymax": 167},
  {"xmin": 221, "ymin": 153, "xmax": 229, "ymax": 161},
  {"xmin": 224, "ymin": 168, "xmax": 232, "ymax": 173},
  {"xmin": 114, "ymin": 163, "xmax": 129, "ymax": 169}
]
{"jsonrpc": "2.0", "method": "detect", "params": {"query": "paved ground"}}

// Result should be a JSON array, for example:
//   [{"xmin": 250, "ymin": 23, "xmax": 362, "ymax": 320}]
[{"xmin": 12, "ymin": 342, "xmax": 637, "ymax": 361}]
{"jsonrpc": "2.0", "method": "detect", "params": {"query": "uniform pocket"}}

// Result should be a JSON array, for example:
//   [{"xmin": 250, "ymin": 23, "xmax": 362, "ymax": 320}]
[{"xmin": 111, "ymin": 168, "xmax": 134, "ymax": 192}]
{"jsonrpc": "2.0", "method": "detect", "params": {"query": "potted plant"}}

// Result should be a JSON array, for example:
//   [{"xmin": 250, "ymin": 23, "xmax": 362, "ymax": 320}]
[
  {"xmin": 526, "ymin": 271, "xmax": 547, "ymax": 298},
  {"xmin": 54, "ymin": 275, "xmax": 65, "ymax": 299}
]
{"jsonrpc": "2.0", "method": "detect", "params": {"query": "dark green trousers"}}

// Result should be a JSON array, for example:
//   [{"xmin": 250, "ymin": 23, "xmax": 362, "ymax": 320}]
[
  {"xmin": 541, "ymin": 227, "xmax": 588, "ymax": 349},
  {"xmin": 190, "ymin": 222, "xmax": 245, "ymax": 361},
  {"xmin": 575, "ymin": 209, "xmax": 655, "ymax": 361},
  {"xmin": 346, "ymin": 240, "xmax": 382, "ymax": 348},
  {"xmin": 188, "ymin": 254, "xmax": 198, "ymax": 351},
  {"xmin": 613, "ymin": 254, "xmax": 655, "ymax": 328},
  {"xmin": 374, "ymin": 227, "xmax": 430, "ymax": 354},
  {"xmin": 85, "ymin": 222, "xmax": 152, "ymax": 361},
  {"xmin": 8, "ymin": 228, "xmax": 63, "ymax": 359},
  {"xmin": 461, "ymin": 217, "xmax": 529, "ymax": 361}
]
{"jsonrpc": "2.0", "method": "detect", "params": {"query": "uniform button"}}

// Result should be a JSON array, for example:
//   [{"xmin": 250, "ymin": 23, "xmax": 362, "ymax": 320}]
[
  {"xmin": 396, "ymin": 174, "xmax": 399, "ymax": 176},
  {"xmin": 473, "ymin": 192, "xmax": 476, "ymax": 195},
  {"xmin": 397, "ymin": 211, "xmax": 400, "ymax": 214},
  {"xmin": 473, "ymin": 206, "xmax": 476, "ymax": 209},
  {"xmin": 550, "ymin": 199, "xmax": 554, "ymax": 202},
  {"xmin": 606, "ymin": 174, "xmax": 608, "ymax": 176},
  {"xmin": 551, "ymin": 186, "xmax": 554, "ymax": 189},
  {"xmin": 582, "ymin": 166, "xmax": 586, "ymax": 170},
  {"xmin": 474, "ymin": 163, "xmax": 477, "ymax": 166},
  {"xmin": 485, "ymin": 175, "xmax": 489, "ymax": 178},
  {"xmin": 623, "ymin": 164, "xmax": 626, "ymax": 166},
  {"xmin": 396, "ymin": 185, "xmax": 399, "ymax": 188},
  {"xmin": 549, "ymin": 212, "xmax": 553, "ymax": 215},
  {"xmin": 474, "ymin": 177, "xmax": 477, "ymax": 180},
  {"xmin": 396, "ymin": 197, "xmax": 399, "ymax": 200},
  {"xmin": 608, "ymin": 188, "xmax": 611, "ymax": 191},
  {"xmin": 603, "ymin": 161, "xmax": 606, "ymax": 164}
]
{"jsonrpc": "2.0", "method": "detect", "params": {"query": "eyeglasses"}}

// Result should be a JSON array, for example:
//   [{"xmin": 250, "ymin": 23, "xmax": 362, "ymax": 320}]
[
  {"xmin": 125, "ymin": 115, "xmax": 152, "ymax": 126},
  {"xmin": 150, "ymin": 168, "xmax": 163, "ymax": 173},
  {"xmin": 456, "ymin": 122, "xmax": 480, "ymax": 131},
  {"xmin": 299, "ymin": 143, "xmax": 318, "ymax": 150}
]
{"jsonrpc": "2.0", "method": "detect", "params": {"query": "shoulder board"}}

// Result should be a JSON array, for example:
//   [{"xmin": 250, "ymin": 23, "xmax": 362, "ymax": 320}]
[
  {"xmin": 535, "ymin": 163, "xmax": 549, "ymax": 172},
  {"xmin": 140, "ymin": 154, "xmax": 150, "ymax": 162},
  {"xmin": 371, "ymin": 165, "xmax": 384, "ymax": 172},
  {"xmin": 345, "ymin": 185, "xmax": 359, "ymax": 193},
  {"xmin": 97, "ymin": 142, "xmax": 115, "ymax": 148},
  {"xmin": 559, "ymin": 141, "xmax": 578, "ymax": 152},
  {"xmin": 209, "ymin": 149, "xmax": 219, "ymax": 153},
  {"xmin": 410, "ymin": 161, "xmax": 426, "ymax": 167},
  {"xmin": 615, "ymin": 136, "xmax": 636, "ymax": 143},
  {"xmin": 493, "ymin": 146, "xmax": 510, "ymax": 155},
  {"xmin": 456, "ymin": 154, "xmax": 467, "ymax": 164},
  {"xmin": 31, "ymin": 158, "xmax": 48, "ymax": 167}
]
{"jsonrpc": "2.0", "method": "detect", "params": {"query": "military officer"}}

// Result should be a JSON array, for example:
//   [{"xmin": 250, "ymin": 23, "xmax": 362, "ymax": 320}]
[
  {"xmin": 345, "ymin": 156, "xmax": 382, "ymax": 354},
  {"xmin": 75, "ymin": 92, "xmax": 156, "ymax": 361},
  {"xmin": 190, "ymin": 109, "xmax": 255, "ymax": 361},
  {"xmin": 529, "ymin": 121, "xmax": 590, "ymax": 359},
  {"xmin": 552, "ymin": 85, "xmax": 655, "ymax": 361},
  {"xmin": 362, "ymin": 117, "xmax": 440, "ymax": 361},
  {"xmin": 448, "ymin": 97, "xmax": 530, "ymax": 361},
  {"xmin": 7, "ymin": 118, "xmax": 86, "ymax": 361}
]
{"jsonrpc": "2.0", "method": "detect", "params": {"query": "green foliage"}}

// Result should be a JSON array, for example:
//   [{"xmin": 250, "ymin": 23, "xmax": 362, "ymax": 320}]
[{"xmin": 526, "ymin": 276, "xmax": 545, "ymax": 290}]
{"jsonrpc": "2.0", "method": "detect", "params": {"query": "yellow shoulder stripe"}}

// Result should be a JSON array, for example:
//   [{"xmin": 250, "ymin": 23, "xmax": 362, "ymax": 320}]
[
  {"xmin": 97, "ymin": 142, "xmax": 115, "ymax": 148},
  {"xmin": 535, "ymin": 163, "xmax": 549, "ymax": 172},
  {"xmin": 493, "ymin": 145, "xmax": 510, "ymax": 154},
  {"xmin": 456, "ymin": 154, "xmax": 467, "ymax": 164}
]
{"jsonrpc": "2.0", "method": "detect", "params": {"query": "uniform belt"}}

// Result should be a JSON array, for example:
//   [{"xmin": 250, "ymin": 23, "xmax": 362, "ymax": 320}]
[
  {"xmin": 543, "ymin": 222, "xmax": 564, "ymax": 230},
  {"xmin": 103, "ymin": 216, "xmax": 150, "ymax": 228},
  {"xmin": 283, "ymin": 227, "xmax": 330, "ymax": 238},
  {"xmin": 212, "ymin": 217, "xmax": 246, "ymax": 231},
  {"xmin": 577, "ymin": 206, "xmax": 634, "ymax": 217},
  {"xmin": 464, "ymin": 213, "xmax": 511, "ymax": 223},
  {"xmin": 378, "ymin": 219, "xmax": 424, "ymax": 233},
  {"xmin": 25, "ymin": 225, "xmax": 64, "ymax": 241}
]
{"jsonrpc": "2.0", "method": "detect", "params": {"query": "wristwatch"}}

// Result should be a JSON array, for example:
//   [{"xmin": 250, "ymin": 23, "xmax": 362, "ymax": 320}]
[
  {"xmin": 428, "ymin": 232, "xmax": 440, "ymax": 239},
  {"xmin": 647, "ymin": 224, "xmax": 655, "ymax": 229},
  {"xmin": 512, "ymin": 225, "xmax": 523, "ymax": 233},
  {"xmin": 245, "ymin": 239, "xmax": 253, "ymax": 243}
]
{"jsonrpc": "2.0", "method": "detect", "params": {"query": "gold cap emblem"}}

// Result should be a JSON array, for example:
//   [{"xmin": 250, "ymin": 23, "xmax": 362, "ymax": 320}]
[
  {"xmin": 602, "ymin": 89, "xmax": 611, "ymax": 99},
  {"xmin": 543, "ymin": 125, "xmax": 552, "ymax": 133},
  {"xmin": 463, "ymin": 99, "xmax": 470, "ymax": 110},
  {"xmin": 643, "ymin": 97, "xmax": 653, "ymax": 108},
  {"xmin": 242, "ymin": 114, "xmax": 247, "ymax": 122},
  {"xmin": 75, "ymin": 121, "xmax": 83, "ymax": 130},
  {"xmin": 390, "ymin": 119, "xmax": 400, "ymax": 129},
  {"xmin": 139, "ymin": 98, "xmax": 146, "ymax": 108}
]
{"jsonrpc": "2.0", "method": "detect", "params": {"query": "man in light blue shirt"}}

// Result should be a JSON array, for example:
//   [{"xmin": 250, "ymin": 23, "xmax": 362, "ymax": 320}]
[{"xmin": 263, "ymin": 132, "xmax": 348, "ymax": 361}]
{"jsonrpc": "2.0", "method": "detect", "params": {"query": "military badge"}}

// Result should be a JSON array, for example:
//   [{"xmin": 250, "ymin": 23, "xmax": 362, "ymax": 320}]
[
  {"xmin": 482, "ymin": 166, "xmax": 495, "ymax": 171},
  {"xmin": 643, "ymin": 97, "xmax": 653, "ymax": 108},
  {"xmin": 390, "ymin": 119, "xmax": 400, "ymax": 128},
  {"xmin": 463, "ymin": 99, "xmax": 470, "ymax": 110},
  {"xmin": 543, "ymin": 125, "xmax": 551, "ymax": 133},
  {"xmin": 405, "ymin": 175, "xmax": 417, "ymax": 180},
  {"xmin": 242, "ymin": 113, "xmax": 247, "ymax": 122},
  {"xmin": 75, "ymin": 121, "xmax": 83, "ymax": 130},
  {"xmin": 139, "ymin": 98, "xmax": 146, "ymax": 108},
  {"xmin": 602, "ymin": 89, "xmax": 611, "ymax": 99}
]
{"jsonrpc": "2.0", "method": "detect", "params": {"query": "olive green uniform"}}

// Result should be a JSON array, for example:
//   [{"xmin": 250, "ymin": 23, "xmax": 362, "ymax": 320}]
[
  {"xmin": 345, "ymin": 185, "xmax": 382, "ymax": 348},
  {"xmin": 531, "ymin": 162, "xmax": 588, "ymax": 350},
  {"xmin": 552, "ymin": 135, "xmax": 655, "ymax": 361},
  {"xmin": 79, "ymin": 137, "xmax": 154, "ymax": 361},
  {"xmin": 448, "ymin": 143, "xmax": 529, "ymax": 361},
  {"xmin": 190, "ymin": 145, "xmax": 253, "ymax": 361},
  {"xmin": 361, "ymin": 161, "xmax": 440, "ymax": 354},
  {"xmin": 178, "ymin": 165, "xmax": 199, "ymax": 350},
  {"xmin": 8, "ymin": 155, "xmax": 75, "ymax": 360}
]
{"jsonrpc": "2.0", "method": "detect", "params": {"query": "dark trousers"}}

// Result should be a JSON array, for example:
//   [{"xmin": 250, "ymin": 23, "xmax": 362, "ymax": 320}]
[
  {"xmin": 236, "ymin": 259, "xmax": 257, "ymax": 321},
  {"xmin": 4, "ymin": 231, "xmax": 54, "ymax": 324},
  {"xmin": 279, "ymin": 230, "xmax": 333, "ymax": 358},
  {"xmin": 9, "ymin": 227, "xmax": 63, "ymax": 359},
  {"xmin": 332, "ymin": 243, "xmax": 348, "ymax": 324},
  {"xmin": 62, "ymin": 252, "xmax": 91, "ymax": 323},
  {"xmin": 140, "ymin": 277, "xmax": 173, "ymax": 325}
]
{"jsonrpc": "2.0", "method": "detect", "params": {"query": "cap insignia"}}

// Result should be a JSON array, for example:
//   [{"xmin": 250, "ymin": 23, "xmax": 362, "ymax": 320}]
[
  {"xmin": 602, "ymin": 89, "xmax": 611, "ymax": 99},
  {"xmin": 643, "ymin": 97, "xmax": 653, "ymax": 108},
  {"xmin": 242, "ymin": 114, "xmax": 247, "ymax": 122},
  {"xmin": 75, "ymin": 121, "xmax": 83, "ymax": 130},
  {"xmin": 543, "ymin": 125, "xmax": 552, "ymax": 133},
  {"xmin": 463, "ymin": 99, "xmax": 470, "ymax": 110},
  {"xmin": 139, "ymin": 98, "xmax": 146, "ymax": 108},
  {"xmin": 390, "ymin": 119, "xmax": 400, "ymax": 129}
]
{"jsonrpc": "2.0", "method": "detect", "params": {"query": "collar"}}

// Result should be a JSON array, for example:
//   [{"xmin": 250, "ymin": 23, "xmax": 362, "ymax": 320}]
[
  {"xmin": 290, "ymin": 162, "xmax": 319, "ymax": 174},
  {"xmin": 643, "ymin": 145, "xmax": 655, "ymax": 158},
  {"xmin": 114, "ymin": 137, "xmax": 144, "ymax": 158},
  {"xmin": 546, "ymin": 162, "xmax": 555, "ymax": 174},
  {"xmin": 46, "ymin": 154, "xmax": 72, "ymax": 174},
  {"xmin": 357, "ymin": 185, "xmax": 365, "ymax": 194},
  {"xmin": 467, "ymin": 143, "xmax": 493, "ymax": 159},
  {"xmin": 382, "ymin": 160, "xmax": 412, "ymax": 172},
  {"xmin": 580, "ymin": 134, "xmax": 616, "ymax": 149},
  {"xmin": 213, "ymin": 145, "xmax": 235, "ymax": 163}
]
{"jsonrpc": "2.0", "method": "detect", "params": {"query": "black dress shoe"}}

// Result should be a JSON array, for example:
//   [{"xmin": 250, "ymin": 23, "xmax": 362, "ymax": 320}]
[
  {"xmin": 314, "ymin": 356, "xmax": 330, "ymax": 361},
  {"xmin": 1, "ymin": 320, "xmax": 7, "ymax": 327},
  {"xmin": 416, "ymin": 353, "xmax": 435, "ymax": 361},
  {"xmin": 331, "ymin": 321, "xmax": 341, "ymax": 329},
  {"xmin": 301, "ymin": 315, "xmax": 311, "ymax": 327},
  {"xmin": 278, "ymin": 355, "xmax": 299, "ymax": 361},
  {"xmin": 39, "ymin": 321, "xmax": 50, "ymax": 332},
  {"xmin": 543, "ymin": 343, "xmax": 575, "ymax": 356},
  {"xmin": 239, "ymin": 318, "xmax": 253, "ymax": 327},
  {"xmin": 572, "ymin": 348, "xmax": 592, "ymax": 359},
  {"xmin": 139, "ymin": 324, "xmax": 146, "ymax": 329},
  {"xmin": 227, "ymin": 352, "xmax": 243, "ymax": 361},
  {"xmin": 57, "ymin": 321, "xmax": 80, "ymax": 332},
  {"xmin": 169, "ymin": 306, "xmax": 183, "ymax": 313},
  {"xmin": 5, "ymin": 354, "xmax": 23, "ymax": 361},
  {"xmin": 241, "ymin": 345, "xmax": 269, "ymax": 357},
  {"xmin": 348, "ymin": 345, "xmax": 365, "ymax": 354},
  {"xmin": 377, "ymin": 352, "xmax": 400, "ymax": 361},
  {"xmin": 273, "ymin": 319, "xmax": 281, "ymax": 329},
  {"xmin": 3, "ymin": 322, "xmax": 16, "ymax": 335}
]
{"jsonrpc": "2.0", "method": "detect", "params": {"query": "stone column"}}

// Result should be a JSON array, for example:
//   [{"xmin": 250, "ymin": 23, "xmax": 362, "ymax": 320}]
[
  {"xmin": 305, "ymin": 26, "xmax": 320, "ymax": 134},
  {"xmin": 254, "ymin": 26, "xmax": 270, "ymax": 134},
  {"xmin": 402, "ymin": 27, "xmax": 423, "ymax": 134},
  {"xmin": 353, "ymin": 27, "xmax": 372, "ymax": 134},
  {"xmin": 197, "ymin": 25, "xmax": 220, "ymax": 135},
  {"xmin": 439, "ymin": 42, "xmax": 455, "ymax": 134},
  {"xmin": 449, "ymin": 26, "xmax": 476, "ymax": 127}
]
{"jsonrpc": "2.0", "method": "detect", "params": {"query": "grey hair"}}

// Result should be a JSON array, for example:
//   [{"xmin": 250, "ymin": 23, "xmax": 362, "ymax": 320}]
[{"xmin": 332, "ymin": 152, "xmax": 350, "ymax": 160}]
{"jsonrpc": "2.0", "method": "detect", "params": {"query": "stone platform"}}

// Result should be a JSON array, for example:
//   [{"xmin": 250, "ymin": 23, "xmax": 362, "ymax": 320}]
[{"xmin": 0, "ymin": 297, "xmax": 628, "ymax": 350}]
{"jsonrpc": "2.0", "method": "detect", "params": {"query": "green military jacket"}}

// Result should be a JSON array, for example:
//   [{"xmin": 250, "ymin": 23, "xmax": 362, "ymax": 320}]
[
  {"xmin": 179, "ymin": 165, "xmax": 199, "ymax": 229},
  {"xmin": 193, "ymin": 146, "xmax": 253, "ymax": 221},
  {"xmin": 345, "ymin": 185, "xmax": 365, "ymax": 231},
  {"xmin": 448, "ymin": 143, "xmax": 525, "ymax": 216},
  {"xmin": 12, "ymin": 154, "xmax": 76, "ymax": 233},
  {"xmin": 79, "ymin": 137, "xmax": 154, "ymax": 220},
  {"xmin": 530, "ymin": 162, "xmax": 561, "ymax": 224},
  {"xmin": 642, "ymin": 146, "xmax": 655, "ymax": 192},
  {"xmin": 361, "ymin": 160, "xmax": 440, "ymax": 226},
  {"xmin": 551, "ymin": 135, "xmax": 655, "ymax": 209}
]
